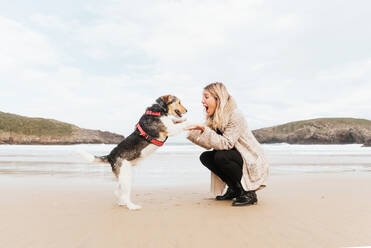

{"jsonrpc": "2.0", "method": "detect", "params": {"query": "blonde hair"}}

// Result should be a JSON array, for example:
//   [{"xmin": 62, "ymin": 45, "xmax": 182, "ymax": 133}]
[{"xmin": 204, "ymin": 82, "xmax": 237, "ymax": 131}]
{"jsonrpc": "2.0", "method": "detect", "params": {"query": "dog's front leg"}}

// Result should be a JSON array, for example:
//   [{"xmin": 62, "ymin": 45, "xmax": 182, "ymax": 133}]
[
  {"xmin": 118, "ymin": 162, "xmax": 141, "ymax": 210},
  {"xmin": 166, "ymin": 120, "xmax": 190, "ymax": 136}
]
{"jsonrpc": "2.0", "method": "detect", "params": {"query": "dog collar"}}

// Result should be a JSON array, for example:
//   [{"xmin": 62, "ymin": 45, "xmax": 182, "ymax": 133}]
[{"xmin": 136, "ymin": 123, "xmax": 168, "ymax": 146}]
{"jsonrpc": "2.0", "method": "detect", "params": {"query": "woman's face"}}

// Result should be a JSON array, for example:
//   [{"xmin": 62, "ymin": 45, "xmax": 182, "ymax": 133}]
[{"xmin": 202, "ymin": 89, "xmax": 217, "ymax": 117}]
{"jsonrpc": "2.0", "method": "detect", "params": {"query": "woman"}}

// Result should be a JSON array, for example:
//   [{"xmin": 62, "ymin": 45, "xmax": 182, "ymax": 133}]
[{"xmin": 185, "ymin": 82, "xmax": 269, "ymax": 206}]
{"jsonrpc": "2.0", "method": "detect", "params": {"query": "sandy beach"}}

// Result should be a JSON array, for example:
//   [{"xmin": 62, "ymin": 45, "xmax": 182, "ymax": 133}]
[{"xmin": 1, "ymin": 173, "xmax": 371, "ymax": 248}]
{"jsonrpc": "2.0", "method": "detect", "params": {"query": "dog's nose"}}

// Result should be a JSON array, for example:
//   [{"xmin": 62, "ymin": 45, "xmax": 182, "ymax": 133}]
[{"xmin": 185, "ymin": 108, "xmax": 188, "ymax": 113}]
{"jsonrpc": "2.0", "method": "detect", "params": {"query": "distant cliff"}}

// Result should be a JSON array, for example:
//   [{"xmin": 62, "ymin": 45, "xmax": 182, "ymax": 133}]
[
  {"xmin": 252, "ymin": 118, "xmax": 371, "ymax": 147},
  {"xmin": 0, "ymin": 111, "xmax": 124, "ymax": 145},
  {"xmin": 3, "ymin": 112, "xmax": 371, "ymax": 146}
]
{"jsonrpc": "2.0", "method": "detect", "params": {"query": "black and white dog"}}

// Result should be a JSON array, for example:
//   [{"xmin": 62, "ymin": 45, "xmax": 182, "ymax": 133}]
[{"xmin": 79, "ymin": 95, "xmax": 188, "ymax": 210}]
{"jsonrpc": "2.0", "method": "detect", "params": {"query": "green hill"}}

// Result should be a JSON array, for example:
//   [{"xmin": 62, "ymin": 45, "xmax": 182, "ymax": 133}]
[
  {"xmin": 0, "ymin": 111, "xmax": 124, "ymax": 144},
  {"xmin": 252, "ymin": 118, "xmax": 371, "ymax": 146},
  {"xmin": 2, "ymin": 112, "xmax": 371, "ymax": 146},
  {"xmin": 0, "ymin": 111, "xmax": 74, "ymax": 136}
]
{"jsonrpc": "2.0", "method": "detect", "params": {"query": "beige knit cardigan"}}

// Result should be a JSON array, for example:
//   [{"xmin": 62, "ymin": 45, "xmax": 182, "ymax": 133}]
[{"xmin": 187, "ymin": 109, "xmax": 269, "ymax": 195}]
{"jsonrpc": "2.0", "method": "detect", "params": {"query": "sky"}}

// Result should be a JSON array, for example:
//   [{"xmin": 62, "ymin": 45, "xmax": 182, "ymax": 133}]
[{"xmin": 1, "ymin": 0, "xmax": 371, "ymax": 137}]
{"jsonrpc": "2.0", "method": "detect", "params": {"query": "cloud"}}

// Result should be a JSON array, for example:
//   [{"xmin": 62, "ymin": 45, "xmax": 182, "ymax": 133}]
[
  {"xmin": 29, "ymin": 14, "xmax": 69, "ymax": 31},
  {"xmin": 318, "ymin": 58, "xmax": 371, "ymax": 81},
  {"xmin": 0, "ymin": 16, "xmax": 58, "ymax": 72},
  {"xmin": 1, "ymin": 0, "xmax": 371, "ymax": 135}
]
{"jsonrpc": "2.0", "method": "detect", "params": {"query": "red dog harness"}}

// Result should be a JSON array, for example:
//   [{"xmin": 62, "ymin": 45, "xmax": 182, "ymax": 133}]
[
  {"xmin": 136, "ymin": 111, "xmax": 167, "ymax": 146},
  {"xmin": 145, "ymin": 110, "xmax": 161, "ymax": 116}
]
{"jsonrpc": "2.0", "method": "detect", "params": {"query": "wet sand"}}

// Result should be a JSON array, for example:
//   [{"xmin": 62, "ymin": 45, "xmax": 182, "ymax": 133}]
[{"xmin": 1, "ymin": 173, "xmax": 371, "ymax": 248}]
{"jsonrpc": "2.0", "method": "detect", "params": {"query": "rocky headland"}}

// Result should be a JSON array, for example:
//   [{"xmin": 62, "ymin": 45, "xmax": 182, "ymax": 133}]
[
  {"xmin": 364, "ymin": 138, "xmax": 371, "ymax": 147},
  {"xmin": 2, "ymin": 111, "xmax": 371, "ymax": 146},
  {"xmin": 0, "ymin": 111, "xmax": 124, "ymax": 145},
  {"xmin": 252, "ymin": 118, "xmax": 371, "ymax": 147}
]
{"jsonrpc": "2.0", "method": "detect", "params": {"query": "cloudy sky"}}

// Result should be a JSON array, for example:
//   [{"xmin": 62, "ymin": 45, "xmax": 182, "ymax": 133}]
[{"xmin": 1, "ymin": 0, "xmax": 371, "ymax": 136}]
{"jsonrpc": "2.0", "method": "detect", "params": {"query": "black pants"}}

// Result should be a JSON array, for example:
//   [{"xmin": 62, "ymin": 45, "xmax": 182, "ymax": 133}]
[{"xmin": 199, "ymin": 148, "xmax": 243, "ymax": 188}]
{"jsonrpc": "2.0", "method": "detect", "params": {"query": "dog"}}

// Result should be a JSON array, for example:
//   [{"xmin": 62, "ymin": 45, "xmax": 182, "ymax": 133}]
[{"xmin": 78, "ymin": 95, "xmax": 188, "ymax": 210}]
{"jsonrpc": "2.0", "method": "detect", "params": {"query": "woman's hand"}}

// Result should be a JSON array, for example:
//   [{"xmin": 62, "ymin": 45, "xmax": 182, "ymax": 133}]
[{"xmin": 184, "ymin": 124, "xmax": 205, "ymax": 132}]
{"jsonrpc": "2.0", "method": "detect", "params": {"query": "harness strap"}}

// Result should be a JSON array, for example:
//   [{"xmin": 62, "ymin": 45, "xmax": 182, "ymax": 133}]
[
  {"xmin": 145, "ymin": 110, "xmax": 161, "ymax": 116},
  {"xmin": 136, "ymin": 123, "xmax": 167, "ymax": 146}
]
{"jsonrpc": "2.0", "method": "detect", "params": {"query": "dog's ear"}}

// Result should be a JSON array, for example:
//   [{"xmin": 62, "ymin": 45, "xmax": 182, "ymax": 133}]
[{"xmin": 161, "ymin": 95, "xmax": 174, "ymax": 105}]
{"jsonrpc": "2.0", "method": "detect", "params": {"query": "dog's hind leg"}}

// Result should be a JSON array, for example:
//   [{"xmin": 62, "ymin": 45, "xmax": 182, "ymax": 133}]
[
  {"xmin": 113, "ymin": 161, "xmax": 122, "ymax": 200},
  {"xmin": 117, "ymin": 161, "xmax": 141, "ymax": 210}
]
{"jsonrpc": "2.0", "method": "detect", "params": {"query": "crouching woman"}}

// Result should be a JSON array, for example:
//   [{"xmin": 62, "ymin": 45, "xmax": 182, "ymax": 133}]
[{"xmin": 185, "ymin": 82, "xmax": 269, "ymax": 206}]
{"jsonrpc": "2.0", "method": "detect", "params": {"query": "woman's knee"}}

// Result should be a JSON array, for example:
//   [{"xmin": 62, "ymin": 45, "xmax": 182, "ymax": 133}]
[{"xmin": 199, "ymin": 151, "xmax": 214, "ymax": 166}]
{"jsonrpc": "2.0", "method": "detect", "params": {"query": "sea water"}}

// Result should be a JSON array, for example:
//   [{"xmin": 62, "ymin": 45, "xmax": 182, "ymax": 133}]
[{"xmin": 0, "ymin": 142, "xmax": 371, "ymax": 187}]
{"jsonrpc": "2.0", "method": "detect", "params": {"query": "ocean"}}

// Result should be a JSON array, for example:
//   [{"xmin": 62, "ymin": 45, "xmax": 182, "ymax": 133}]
[{"xmin": 1, "ymin": 143, "xmax": 371, "ymax": 187}]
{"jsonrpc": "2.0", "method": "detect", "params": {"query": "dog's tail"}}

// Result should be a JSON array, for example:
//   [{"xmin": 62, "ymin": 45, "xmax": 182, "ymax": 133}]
[{"xmin": 76, "ymin": 150, "xmax": 109, "ymax": 164}]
